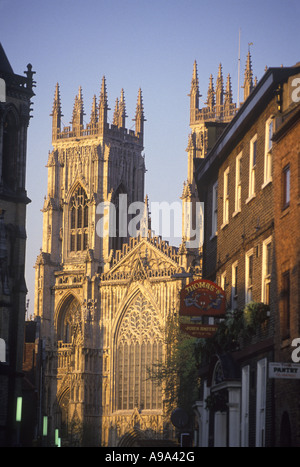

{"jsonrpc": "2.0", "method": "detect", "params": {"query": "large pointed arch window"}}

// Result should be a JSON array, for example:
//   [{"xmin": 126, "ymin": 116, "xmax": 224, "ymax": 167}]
[
  {"xmin": 70, "ymin": 185, "xmax": 89, "ymax": 252},
  {"xmin": 116, "ymin": 294, "xmax": 163, "ymax": 411}
]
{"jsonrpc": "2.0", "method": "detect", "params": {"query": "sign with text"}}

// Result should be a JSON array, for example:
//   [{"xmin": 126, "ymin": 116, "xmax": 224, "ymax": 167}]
[
  {"xmin": 179, "ymin": 322, "xmax": 218, "ymax": 338},
  {"xmin": 180, "ymin": 279, "xmax": 226, "ymax": 317},
  {"xmin": 269, "ymin": 362, "xmax": 300, "ymax": 379}
]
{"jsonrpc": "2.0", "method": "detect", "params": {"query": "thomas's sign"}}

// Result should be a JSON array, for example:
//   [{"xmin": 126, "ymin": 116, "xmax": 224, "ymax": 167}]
[{"xmin": 180, "ymin": 279, "xmax": 226, "ymax": 317}]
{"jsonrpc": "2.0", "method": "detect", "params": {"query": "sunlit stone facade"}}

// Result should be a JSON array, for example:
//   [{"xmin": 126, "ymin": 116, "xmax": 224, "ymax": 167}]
[{"xmin": 34, "ymin": 79, "xmax": 198, "ymax": 446}]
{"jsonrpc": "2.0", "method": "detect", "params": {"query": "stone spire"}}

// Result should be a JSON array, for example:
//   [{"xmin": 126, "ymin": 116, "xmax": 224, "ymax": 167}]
[
  {"xmin": 215, "ymin": 64, "xmax": 224, "ymax": 118},
  {"xmin": 189, "ymin": 60, "xmax": 200, "ymax": 124},
  {"xmin": 134, "ymin": 88, "xmax": 145, "ymax": 141},
  {"xmin": 71, "ymin": 86, "xmax": 85, "ymax": 133},
  {"xmin": 216, "ymin": 64, "xmax": 224, "ymax": 107},
  {"xmin": 242, "ymin": 51, "xmax": 254, "ymax": 101},
  {"xmin": 118, "ymin": 89, "xmax": 127, "ymax": 128},
  {"xmin": 206, "ymin": 74, "xmax": 215, "ymax": 112},
  {"xmin": 90, "ymin": 95, "xmax": 98, "ymax": 126},
  {"xmin": 224, "ymin": 73, "xmax": 234, "ymax": 117},
  {"xmin": 99, "ymin": 75, "xmax": 108, "ymax": 131},
  {"xmin": 224, "ymin": 73, "xmax": 233, "ymax": 105},
  {"xmin": 51, "ymin": 83, "xmax": 62, "ymax": 140},
  {"xmin": 113, "ymin": 98, "xmax": 119, "ymax": 126}
]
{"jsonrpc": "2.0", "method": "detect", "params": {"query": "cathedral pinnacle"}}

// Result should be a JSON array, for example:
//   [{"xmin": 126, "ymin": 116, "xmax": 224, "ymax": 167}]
[
  {"xmin": 206, "ymin": 74, "xmax": 215, "ymax": 111},
  {"xmin": 90, "ymin": 95, "xmax": 98, "ymax": 126},
  {"xmin": 99, "ymin": 76, "xmax": 109, "ymax": 130},
  {"xmin": 51, "ymin": 83, "xmax": 63, "ymax": 140},
  {"xmin": 191, "ymin": 60, "xmax": 199, "ymax": 91},
  {"xmin": 71, "ymin": 86, "xmax": 85, "ymax": 132},
  {"xmin": 216, "ymin": 63, "xmax": 224, "ymax": 108},
  {"xmin": 51, "ymin": 82, "xmax": 62, "ymax": 117},
  {"xmin": 242, "ymin": 50, "xmax": 254, "ymax": 101},
  {"xmin": 113, "ymin": 98, "xmax": 119, "ymax": 126},
  {"xmin": 134, "ymin": 88, "xmax": 145, "ymax": 139},
  {"xmin": 100, "ymin": 76, "xmax": 108, "ymax": 103},
  {"xmin": 118, "ymin": 89, "xmax": 127, "ymax": 128},
  {"xmin": 189, "ymin": 60, "xmax": 201, "ymax": 124}
]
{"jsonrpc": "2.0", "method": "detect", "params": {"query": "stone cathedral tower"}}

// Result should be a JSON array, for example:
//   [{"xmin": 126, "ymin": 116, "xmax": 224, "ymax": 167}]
[
  {"xmin": 181, "ymin": 54, "xmax": 254, "ymax": 266},
  {"xmin": 34, "ymin": 79, "xmax": 187, "ymax": 447}
]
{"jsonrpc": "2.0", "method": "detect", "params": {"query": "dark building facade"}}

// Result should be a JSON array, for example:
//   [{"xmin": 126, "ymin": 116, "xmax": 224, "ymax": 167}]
[
  {"xmin": 193, "ymin": 62, "xmax": 300, "ymax": 446},
  {"xmin": 0, "ymin": 43, "xmax": 35, "ymax": 446}
]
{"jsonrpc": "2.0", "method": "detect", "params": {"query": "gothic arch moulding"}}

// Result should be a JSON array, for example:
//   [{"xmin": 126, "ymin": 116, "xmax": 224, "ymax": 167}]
[
  {"xmin": 113, "ymin": 290, "xmax": 163, "ymax": 412},
  {"xmin": 66, "ymin": 179, "xmax": 89, "ymax": 204},
  {"xmin": 55, "ymin": 292, "xmax": 81, "ymax": 343},
  {"xmin": 112, "ymin": 283, "xmax": 163, "ymax": 340}
]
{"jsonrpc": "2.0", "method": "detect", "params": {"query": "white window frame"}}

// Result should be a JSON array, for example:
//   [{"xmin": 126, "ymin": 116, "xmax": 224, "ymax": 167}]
[
  {"xmin": 256, "ymin": 358, "xmax": 267, "ymax": 447},
  {"xmin": 233, "ymin": 152, "xmax": 242, "ymax": 216},
  {"xmin": 245, "ymin": 249, "xmax": 254, "ymax": 304},
  {"xmin": 247, "ymin": 135, "xmax": 257, "ymax": 203},
  {"xmin": 231, "ymin": 261, "xmax": 238, "ymax": 310},
  {"xmin": 221, "ymin": 167, "xmax": 230, "ymax": 228},
  {"xmin": 283, "ymin": 164, "xmax": 290, "ymax": 208},
  {"xmin": 262, "ymin": 236, "xmax": 272, "ymax": 305},
  {"xmin": 241, "ymin": 365, "xmax": 250, "ymax": 447},
  {"xmin": 262, "ymin": 117, "xmax": 273, "ymax": 187},
  {"xmin": 221, "ymin": 271, "xmax": 226, "ymax": 292},
  {"xmin": 211, "ymin": 181, "xmax": 218, "ymax": 239}
]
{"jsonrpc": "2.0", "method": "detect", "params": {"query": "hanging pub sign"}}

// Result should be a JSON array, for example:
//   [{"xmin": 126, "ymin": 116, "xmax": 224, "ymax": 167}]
[{"xmin": 180, "ymin": 279, "xmax": 226, "ymax": 317}]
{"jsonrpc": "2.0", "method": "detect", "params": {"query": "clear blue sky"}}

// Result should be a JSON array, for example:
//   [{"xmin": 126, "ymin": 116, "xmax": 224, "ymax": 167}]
[{"xmin": 1, "ymin": 0, "xmax": 300, "ymax": 316}]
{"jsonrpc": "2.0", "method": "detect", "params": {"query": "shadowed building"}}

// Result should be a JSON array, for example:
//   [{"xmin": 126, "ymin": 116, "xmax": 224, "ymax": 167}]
[{"xmin": 0, "ymin": 43, "xmax": 35, "ymax": 446}]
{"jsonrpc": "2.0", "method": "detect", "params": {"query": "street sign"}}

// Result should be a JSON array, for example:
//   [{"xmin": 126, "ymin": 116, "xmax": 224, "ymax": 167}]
[
  {"xmin": 269, "ymin": 362, "xmax": 300, "ymax": 379},
  {"xmin": 180, "ymin": 323, "xmax": 218, "ymax": 338},
  {"xmin": 180, "ymin": 279, "xmax": 226, "ymax": 317}
]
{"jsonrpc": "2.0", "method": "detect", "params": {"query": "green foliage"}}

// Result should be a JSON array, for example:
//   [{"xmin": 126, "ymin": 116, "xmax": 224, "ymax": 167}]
[
  {"xmin": 148, "ymin": 302, "xmax": 269, "ymax": 423},
  {"xmin": 148, "ymin": 313, "xmax": 199, "ymax": 421},
  {"xmin": 204, "ymin": 390, "xmax": 228, "ymax": 412},
  {"xmin": 195, "ymin": 302, "xmax": 270, "ymax": 364}
]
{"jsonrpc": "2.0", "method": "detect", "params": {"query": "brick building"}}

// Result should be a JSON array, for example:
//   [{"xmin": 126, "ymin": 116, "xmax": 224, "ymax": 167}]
[
  {"xmin": 193, "ymin": 62, "xmax": 300, "ymax": 446},
  {"xmin": 272, "ymin": 74, "xmax": 300, "ymax": 446}
]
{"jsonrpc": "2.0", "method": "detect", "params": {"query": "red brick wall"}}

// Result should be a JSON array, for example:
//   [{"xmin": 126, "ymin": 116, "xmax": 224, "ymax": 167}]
[{"xmin": 273, "ymin": 109, "xmax": 300, "ymax": 446}]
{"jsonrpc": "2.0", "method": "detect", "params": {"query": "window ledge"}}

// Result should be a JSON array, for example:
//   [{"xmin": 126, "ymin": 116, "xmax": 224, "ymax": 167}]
[
  {"xmin": 261, "ymin": 178, "xmax": 272, "ymax": 190},
  {"xmin": 280, "ymin": 206, "xmax": 290, "ymax": 219},
  {"xmin": 232, "ymin": 209, "xmax": 241, "ymax": 218},
  {"xmin": 246, "ymin": 194, "xmax": 256, "ymax": 204},
  {"xmin": 210, "ymin": 231, "xmax": 218, "ymax": 241},
  {"xmin": 220, "ymin": 221, "xmax": 229, "ymax": 230}
]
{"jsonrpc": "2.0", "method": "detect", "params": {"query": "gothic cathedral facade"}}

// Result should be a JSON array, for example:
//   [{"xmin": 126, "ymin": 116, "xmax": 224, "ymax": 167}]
[
  {"xmin": 34, "ymin": 78, "xmax": 194, "ymax": 446},
  {"xmin": 34, "ymin": 55, "xmax": 251, "ymax": 445}
]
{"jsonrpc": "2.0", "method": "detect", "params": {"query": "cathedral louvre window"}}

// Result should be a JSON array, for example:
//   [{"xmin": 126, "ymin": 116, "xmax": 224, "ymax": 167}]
[
  {"xmin": 69, "ymin": 185, "xmax": 89, "ymax": 252},
  {"xmin": 116, "ymin": 294, "xmax": 162, "ymax": 411}
]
